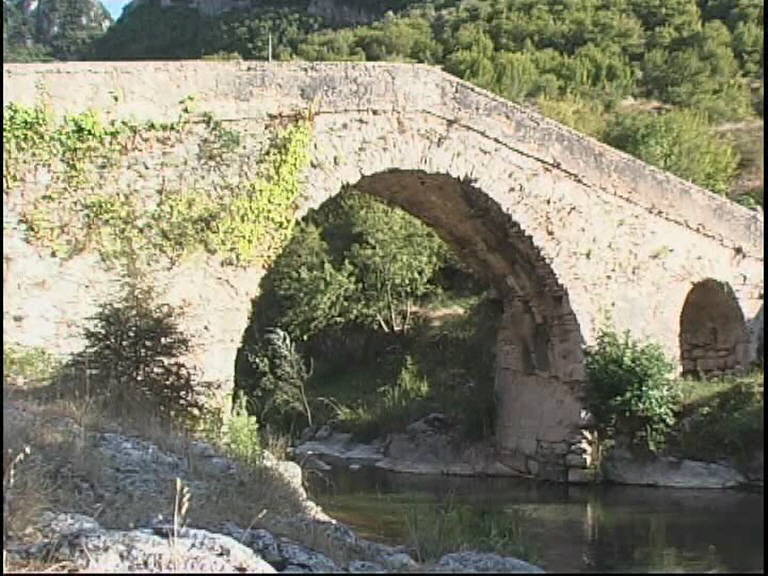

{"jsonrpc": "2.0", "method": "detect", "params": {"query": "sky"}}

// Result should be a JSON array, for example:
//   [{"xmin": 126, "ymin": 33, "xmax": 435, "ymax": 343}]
[{"xmin": 103, "ymin": 0, "xmax": 132, "ymax": 19}]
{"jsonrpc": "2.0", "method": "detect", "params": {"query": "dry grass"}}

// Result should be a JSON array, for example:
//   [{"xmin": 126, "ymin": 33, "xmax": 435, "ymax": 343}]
[{"xmin": 2, "ymin": 379, "xmax": 366, "ymax": 571}]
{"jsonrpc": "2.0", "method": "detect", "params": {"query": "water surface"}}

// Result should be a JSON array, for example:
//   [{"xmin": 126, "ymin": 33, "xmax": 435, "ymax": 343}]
[{"xmin": 306, "ymin": 466, "xmax": 764, "ymax": 573}]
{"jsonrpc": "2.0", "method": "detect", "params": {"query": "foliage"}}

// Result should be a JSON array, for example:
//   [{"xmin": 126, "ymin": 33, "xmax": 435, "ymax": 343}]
[
  {"xmin": 90, "ymin": 0, "xmax": 323, "ymax": 61},
  {"xmin": 535, "ymin": 95, "xmax": 609, "ymax": 139},
  {"xmin": 211, "ymin": 120, "xmax": 312, "ymax": 266},
  {"xmin": 240, "ymin": 327, "xmax": 313, "ymax": 432},
  {"xmin": 670, "ymin": 371, "xmax": 763, "ymax": 466},
  {"xmin": 224, "ymin": 392, "xmax": 263, "ymax": 466},
  {"xmin": 66, "ymin": 268, "xmax": 203, "ymax": 425},
  {"xmin": 331, "ymin": 355, "xmax": 431, "ymax": 440},
  {"xmin": 3, "ymin": 103, "xmax": 123, "ymax": 188},
  {"xmin": 2, "ymin": 102, "xmax": 312, "ymax": 267},
  {"xmin": 605, "ymin": 109, "xmax": 740, "ymax": 194},
  {"xmin": 4, "ymin": 102, "xmax": 169, "ymax": 259},
  {"xmin": 2, "ymin": 346, "xmax": 62, "ymax": 387},
  {"xmin": 584, "ymin": 329, "xmax": 681, "ymax": 453},
  {"xmin": 248, "ymin": 190, "xmax": 450, "ymax": 342},
  {"xmin": 3, "ymin": 0, "xmax": 111, "ymax": 62},
  {"xmin": 641, "ymin": 20, "xmax": 754, "ymax": 121}
]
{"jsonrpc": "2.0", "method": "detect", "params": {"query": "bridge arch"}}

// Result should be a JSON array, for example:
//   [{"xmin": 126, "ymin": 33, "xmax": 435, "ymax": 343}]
[
  {"xmin": 315, "ymin": 169, "xmax": 589, "ymax": 478},
  {"xmin": 679, "ymin": 279, "xmax": 750, "ymax": 378}
]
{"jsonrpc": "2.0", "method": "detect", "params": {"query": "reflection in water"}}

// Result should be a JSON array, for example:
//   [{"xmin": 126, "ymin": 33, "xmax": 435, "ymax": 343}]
[{"xmin": 305, "ymin": 466, "xmax": 764, "ymax": 573}]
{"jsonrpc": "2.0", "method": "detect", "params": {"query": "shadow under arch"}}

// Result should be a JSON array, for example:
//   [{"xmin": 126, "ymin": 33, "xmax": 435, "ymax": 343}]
[
  {"xmin": 352, "ymin": 169, "xmax": 588, "ymax": 479},
  {"xmin": 679, "ymin": 278, "xmax": 750, "ymax": 378}
]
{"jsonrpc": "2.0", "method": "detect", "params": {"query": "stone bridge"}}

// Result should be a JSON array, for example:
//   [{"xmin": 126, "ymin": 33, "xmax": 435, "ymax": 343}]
[{"xmin": 3, "ymin": 62, "xmax": 764, "ymax": 481}]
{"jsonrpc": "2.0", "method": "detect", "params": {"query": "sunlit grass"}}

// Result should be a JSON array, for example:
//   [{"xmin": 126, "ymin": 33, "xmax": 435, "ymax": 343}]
[{"xmin": 668, "ymin": 370, "xmax": 763, "ymax": 465}]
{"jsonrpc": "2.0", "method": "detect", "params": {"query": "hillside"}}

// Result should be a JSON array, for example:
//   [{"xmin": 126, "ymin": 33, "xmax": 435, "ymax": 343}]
[
  {"xmin": 3, "ymin": 0, "xmax": 112, "ymax": 61},
  {"xmin": 3, "ymin": 0, "xmax": 762, "ymax": 261},
  {"xmin": 42, "ymin": 0, "xmax": 766, "ymax": 206}
]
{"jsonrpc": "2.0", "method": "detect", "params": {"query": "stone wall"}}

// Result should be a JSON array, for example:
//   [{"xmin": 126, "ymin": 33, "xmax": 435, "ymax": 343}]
[{"xmin": 3, "ymin": 62, "xmax": 764, "ymax": 480}]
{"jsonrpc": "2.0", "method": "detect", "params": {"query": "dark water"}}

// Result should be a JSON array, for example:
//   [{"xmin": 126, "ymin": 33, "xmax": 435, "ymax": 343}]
[{"xmin": 305, "ymin": 466, "xmax": 764, "ymax": 573}]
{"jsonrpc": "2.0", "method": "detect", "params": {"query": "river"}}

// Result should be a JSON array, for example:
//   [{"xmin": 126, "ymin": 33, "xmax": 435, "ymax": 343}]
[{"xmin": 305, "ymin": 466, "xmax": 764, "ymax": 573}]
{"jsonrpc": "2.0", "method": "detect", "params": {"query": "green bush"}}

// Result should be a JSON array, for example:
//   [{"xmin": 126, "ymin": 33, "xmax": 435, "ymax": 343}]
[
  {"xmin": 329, "ymin": 355, "xmax": 430, "ymax": 441},
  {"xmin": 584, "ymin": 329, "xmax": 681, "ymax": 453},
  {"xmin": 605, "ymin": 109, "xmax": 740, "ymax": 194},
  {"xmin": 225, "ymin": 392, "xmax": 263, "ymax": 466},
  {"xmin": 535, "ymin": 95, "xmax": 609, "ymax": 139},
  {"xmin": 2, "ymin": 346, "xmax": 62, "ymax": 387}
]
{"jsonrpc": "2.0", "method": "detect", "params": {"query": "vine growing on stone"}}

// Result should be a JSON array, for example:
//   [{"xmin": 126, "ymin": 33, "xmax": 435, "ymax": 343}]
[{"xmin": 2, "ymin": 101, "xmax": 313, "ymax": 268}]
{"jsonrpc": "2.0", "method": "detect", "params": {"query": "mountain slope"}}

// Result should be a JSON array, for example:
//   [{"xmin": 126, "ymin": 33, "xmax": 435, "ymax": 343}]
[{"xmin": 3, "ymin": 0, "xmax": 112, "ymax": 61}]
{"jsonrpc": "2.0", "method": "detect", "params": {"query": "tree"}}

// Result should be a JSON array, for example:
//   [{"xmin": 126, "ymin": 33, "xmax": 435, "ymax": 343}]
[
  {"xmin": 444, "ymin": 23, "xmax": 496, "ymax": 89},
  {"xmin": 642, "ymin": 21, "xmax": 753, "ymax": 120},
  {"xmin": 563, "ymin": 42, "xmax": 636, "ymax": 100},
  {"xmin": 605, "ymin": 109, "xmax": 740, "ymax": 194},
  {"xmin": 732, "ymin": 21, "xmax": 763, "ymax": 78},
  {"xmin": 493, "ymin": 51, "xmax": 539, "ymax": 102},
  {"xmin": 256, "ymin": 191, "xmax": 450, "ymax": 340}
]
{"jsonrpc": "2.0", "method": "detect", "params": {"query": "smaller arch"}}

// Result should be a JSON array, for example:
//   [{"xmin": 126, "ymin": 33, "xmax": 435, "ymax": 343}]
[{"xmin": 679, "ymin": 279, "xmax": 750, "ymax": 378}]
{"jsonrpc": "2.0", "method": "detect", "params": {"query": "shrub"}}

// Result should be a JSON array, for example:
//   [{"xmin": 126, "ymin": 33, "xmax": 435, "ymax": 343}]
[
  {"xmin": 2, "ymin": 346, "xmax": 62, "ymax": 387},
  {"xmin": 672, "ymin": 372, "xmax": 763, "ymax": 465},
  {"xmin": 584, "ymin": 329, "xmax": 681, "ymax": 453},
  {"xmin": 241, "ymin": 327, "xmax": 313, "ymax": 432},
  {"xmin": 328, "ymin": 355, "xmax": 430, "ymax": 441},
  {"xmin": 385, "ymin": 356, "xmax": 428, "ymax": 403},
  {"xmin": 535, "ymin": 95, "xmax": 609, "ymax": 139},
  {"xmin": 68, "ymin": 268, "xmax": 204, "ymax": 425},
  {"xmin": 605, "ymin": 109, "xmax": 740, "ymax": 194},
  {"xmin": 224, "ymin": 392, "xmax": 262, "ymax": 466}
]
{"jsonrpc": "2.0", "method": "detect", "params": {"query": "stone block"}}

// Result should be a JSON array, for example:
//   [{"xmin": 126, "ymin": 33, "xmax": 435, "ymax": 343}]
[
  {"xmin": 498, "ymin": 451, "xmax": 527, "ymax": 474},
  {"xmin": 544, "ymin": 441, "xmax": 570, "ymax": 456},
  {"xmin": 537, "ymin": 461, "xmax": 567, "ymax": 482},
  {"xmin": 565, "ymin": 453, "xmax": 591, "ymax": 468},
  {"xmin": 567, "ymin": 468, "xmax": 597, "ymax": 484}
]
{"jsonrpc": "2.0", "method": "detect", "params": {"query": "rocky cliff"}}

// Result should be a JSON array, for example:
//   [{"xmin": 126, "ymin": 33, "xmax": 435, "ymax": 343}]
[{"xmin": 3, "ymin": 0, "xmax": 111, "ymax": 60}]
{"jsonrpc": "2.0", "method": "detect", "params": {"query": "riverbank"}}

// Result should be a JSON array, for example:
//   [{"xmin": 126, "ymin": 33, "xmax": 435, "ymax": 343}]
[
  {"xmin": 294, "ymin": 417, "xmax": 762, "ymax": 490},
  {"xmin": 2, "ymin": 393, "xmax": 544, "ymax": 573}
]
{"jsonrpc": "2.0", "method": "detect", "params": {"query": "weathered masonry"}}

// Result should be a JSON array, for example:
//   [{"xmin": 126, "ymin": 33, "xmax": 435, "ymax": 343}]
[{"xmin": 3, "ymin": 62, "xmax": 764, "ymax": 482}]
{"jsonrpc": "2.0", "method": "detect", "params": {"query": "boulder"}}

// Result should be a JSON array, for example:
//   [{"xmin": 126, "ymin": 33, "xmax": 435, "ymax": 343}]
[
  {"xmin": 8, "ymin": 512, "xmax": 275, "ymax": 573},
  {"xmin": 603, "ymin": 454, "xmax": 747, "ymax": 488},
  {"xmin": 348, "ymin": 559, "xmax": 386, "ymax": 572},
  {"xmin": 223, "ymin": 524, "xmax": 282, "ymax": 564},
  {"xmin": 429, "ymin": 551, "xmax": 545, "ymax": 573},
  {"xmin": 276, "ymin": 541, "xmax": 341, "ymax": 572}
]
